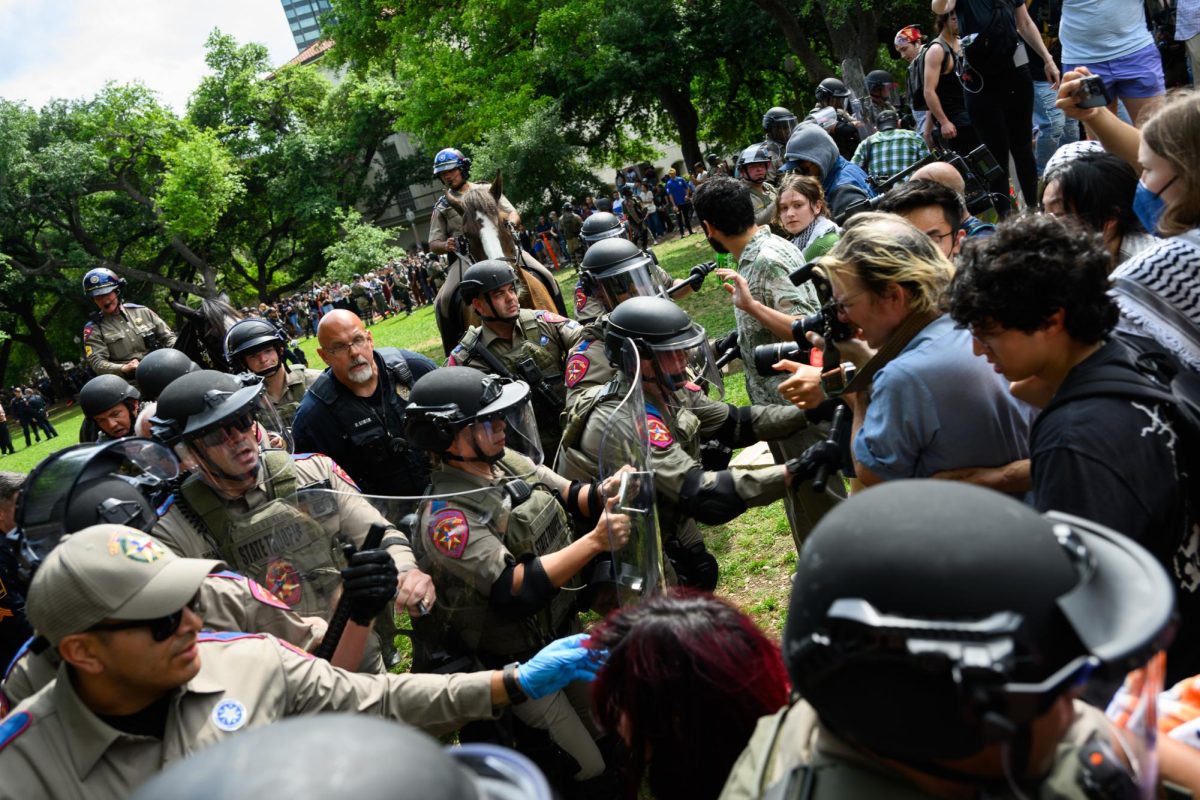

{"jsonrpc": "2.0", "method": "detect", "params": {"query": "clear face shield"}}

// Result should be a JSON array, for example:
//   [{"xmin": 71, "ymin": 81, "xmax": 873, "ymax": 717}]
[
  {"xmin": 643, "ymin": 325, "xmax": 724, "ymax": 419},
  {"xmin": 768, "ymin": 118, "xmax": 797, "ymax": 146},
  {"xmin": 14, "ymin": 438, "xmax": 180, "ymax": 575},
  {"xmin": 870, "ymin": 81, "xmax": 902, "ymax": 109},
  {"xmin": 592, "ymin": 259, "xmax": 669, "ymax": 312},
  {"xmin": 450, "ymin": 380, "xmax": 543, "ymax": 469}
]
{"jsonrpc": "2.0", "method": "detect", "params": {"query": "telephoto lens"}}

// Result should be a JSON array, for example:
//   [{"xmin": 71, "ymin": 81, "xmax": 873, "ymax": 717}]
[{"xmin": 753, "ymin": 342, "xmax": 807, "ymax": 377}]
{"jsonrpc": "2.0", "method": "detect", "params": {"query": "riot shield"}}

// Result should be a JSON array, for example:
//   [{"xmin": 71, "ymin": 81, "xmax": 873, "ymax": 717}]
[{"xmin": 594, "ymin": 339, "xmax": 666, "ymax": 607}]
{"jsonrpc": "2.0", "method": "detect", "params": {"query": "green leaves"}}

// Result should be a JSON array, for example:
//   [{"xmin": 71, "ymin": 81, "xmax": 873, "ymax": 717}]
[{"xmin": 156, "ymin": 129, "xmax": 245, "ymax": 240}]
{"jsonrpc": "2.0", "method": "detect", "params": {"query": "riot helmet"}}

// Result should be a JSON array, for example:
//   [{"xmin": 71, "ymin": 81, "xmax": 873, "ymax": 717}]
[
  {"xmin": 135, "ymin": 349, "xmax": 200, "ymax": 401},
  {"xmin": 580, "ymin": 211, "xmax": 626, "ymax": 247},
  {"xmin": 129, "ymin": 715, "xmax": 553, "ymax": 800},
  {"xmin": 762, "ymin": 106, "xmax": 798, "ymax": 146},
  {"xmin": 785, "ymin": 480, "xmax": 1174, "ymax": 786},
  {"xmin": 224, "ymin": 318, "xmax": 288, "ymax": 376},
  {"xmin": 459, "ymin": 260, "xmax": 521, "ymax": 323},
  {"xmin": 81, "ymin": 267, "xmax": 126, "ymax": 298},
  {"xmin": 580, "ymin": 238, "xmax": 667, "ymax": 312},
  {"xmin": 405, "ymin": 367, "xmax": 542, "ymax": 465},
  {"xmin": 79, "ymin": 374, "xmax": 140, "ymax": 419},
  {"xmin": 736, "ymin": 143, "xmax": 773, "ymax": 184},
  {"xmin": 13, "ymin": 439, "xmax": 179, "ymax": 581},
  {"xmin": 432, "ymin": 147, "xmax": 471, "ymax": 181},
  {"xmin": 866, "ymin": 69, "xmax": 900, "ymax": 108},
  {"xmin": 814, "ymin": 78, "xmax": 851, "ymax": 107},
  {"xmin": 604, "ymin": 297, "xmax": 723, "ymax": 409}
]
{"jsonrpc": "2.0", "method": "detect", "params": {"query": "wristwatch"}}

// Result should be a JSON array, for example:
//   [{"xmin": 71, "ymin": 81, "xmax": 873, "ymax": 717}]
[{"xmin": 502, "ymin": 662, "xmax": 529, "ymax": 705}]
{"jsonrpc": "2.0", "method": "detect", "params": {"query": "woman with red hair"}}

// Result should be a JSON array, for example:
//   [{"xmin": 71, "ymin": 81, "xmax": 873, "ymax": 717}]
[{"xmin": 589, "ymin": 589, "xmax": 790, "ymax": 800}]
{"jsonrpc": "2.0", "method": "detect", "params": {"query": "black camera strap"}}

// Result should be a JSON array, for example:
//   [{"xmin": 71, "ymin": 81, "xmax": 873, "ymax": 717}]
[{"xmin": 841, "ymin": 309, "xmax": 940, "ymax": 395}]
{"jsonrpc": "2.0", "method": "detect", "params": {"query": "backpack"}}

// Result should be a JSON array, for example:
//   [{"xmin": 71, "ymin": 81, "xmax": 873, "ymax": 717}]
[
  {"xmin": 907, "ymin": 39, "xmax": 952, "ymax": 112},
  {"xmin": 962, "ymin": 0, "xmax": 1019, "ymax": 76}
]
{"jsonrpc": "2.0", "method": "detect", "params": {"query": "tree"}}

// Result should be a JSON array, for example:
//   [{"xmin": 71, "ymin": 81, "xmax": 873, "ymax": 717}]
[{"xmin": 322, "ymin": 208, "xmax": 403, "ymax": 283}]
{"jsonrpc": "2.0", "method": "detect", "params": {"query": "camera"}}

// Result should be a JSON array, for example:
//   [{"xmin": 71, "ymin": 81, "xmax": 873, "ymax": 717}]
[
  {"xmin": 753, "ymin": 341, "xmax": 807, "ymax": 377},
  {"xmin": 1075, "ymin": 75, "xmax": 1113, "ymax": 109}
]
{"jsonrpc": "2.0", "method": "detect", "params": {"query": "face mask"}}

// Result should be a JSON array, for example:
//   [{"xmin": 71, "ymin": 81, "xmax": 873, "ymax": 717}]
[{"xmin": 1133, "ymin": 177, "xmax": 1176, "ymax": 235}]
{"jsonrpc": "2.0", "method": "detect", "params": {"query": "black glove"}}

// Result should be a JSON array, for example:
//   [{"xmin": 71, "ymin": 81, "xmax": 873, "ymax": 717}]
[
  {"xmin": 804, "ymin": 398, "xmax": 843, "ymax": 425},
  {"xmin": 688, "ymin": 263, "xmax": 710, "ymax": 291},
  {"xmin": 787, "ymin": 439, "xmax": 843, "ymax": 483},
  {"xmin": 341, "ymin": 549, "xmax": 399, "ymax": 625}
]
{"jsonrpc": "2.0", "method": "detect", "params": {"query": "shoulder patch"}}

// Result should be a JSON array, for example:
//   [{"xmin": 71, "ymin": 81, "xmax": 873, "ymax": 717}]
[
  {"xmin": 537, "ymin": 311, "xmax": 567, "ymax": 324},
  {"xmin": 428, "ymin": 509, "xmax": 469, "ymax": 558},
  {"xmin": 264, "ymin": 558, "xmax": 302, "ymax": 606},
  {"xmin": 198, "ymin": 631, "xmax": 266, "ymax": 644},
  {"xmin": 277, "ymin": 638, "xmax": 315, "ymax": 660},
  {"xmin": 82, "ymin": 322, "xmax": 96, "ymax": 340},
  {"xmin": 0, "ymin": 711, "xmax": 32, "ymax": 754},
  {"xmin": 565, "ymin": 353, "xmax": 591, "ymax": 388},
  {"xmin": 647, "ymin": 414, "xmax": 674, "ymax": 448},
  {"xmin": 247, "ymin": 578, "xmax": 292, "ymax": 610},
  {"xmin": 574, "ymin": 287, "xmax": 588, "ymax": 315},
  {"xmin": 576, "ymin": 340, "xmax": 592, "ymax": 353}
]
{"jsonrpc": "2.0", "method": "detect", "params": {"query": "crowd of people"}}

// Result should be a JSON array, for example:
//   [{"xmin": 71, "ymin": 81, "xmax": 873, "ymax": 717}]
[{"xmin": 1, "ymin": 1, "xmax": 1200, "ymax": 798}]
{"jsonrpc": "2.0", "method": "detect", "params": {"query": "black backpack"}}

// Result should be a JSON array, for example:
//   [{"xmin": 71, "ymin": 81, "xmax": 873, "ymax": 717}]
[{"xmin": 962, "ymin": 0, "xmax": 1020, "ymax": 76}]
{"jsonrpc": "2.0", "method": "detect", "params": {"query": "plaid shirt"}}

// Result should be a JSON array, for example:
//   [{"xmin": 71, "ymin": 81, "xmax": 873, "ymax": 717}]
[
  {"xmin": 735, "ymin": 228, "xmax": 821, "ymax": 406},
  {"xmin": 851, "ymin": 129, "xmax": 931, "ymax": 183}
]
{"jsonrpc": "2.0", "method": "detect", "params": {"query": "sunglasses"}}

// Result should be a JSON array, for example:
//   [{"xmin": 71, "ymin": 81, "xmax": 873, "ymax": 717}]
[
  {"xmin": 88, "ymin": 592, "xmax": 203, "ymax": 642},
  {"xmin": 195, "ymin": 411, "xmax": 256, "ymax": 448}
]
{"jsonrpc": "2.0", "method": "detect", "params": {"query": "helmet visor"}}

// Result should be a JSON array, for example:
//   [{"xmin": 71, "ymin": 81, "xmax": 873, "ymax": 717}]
[
  {"xmin": 581, "ymin": 226, "xmax": 627, "ymax": 247},
  {"xmin": 645, "ymin": 326, "xmax": 724, "ymax": 412},
  {"xmin": 768, "ymin": 119, "xmax": 797, "ymax": 144},
  {"xmin": 461, "ymin": 386, "xmax": 543, "ymax": 467},
  {"xmin": 1098, "ymin": 651, "xmax": 1165, "ymax": 800},
  {"xmin": 594, "ymin": 260, "xmax": 669, "ymax": 311}
]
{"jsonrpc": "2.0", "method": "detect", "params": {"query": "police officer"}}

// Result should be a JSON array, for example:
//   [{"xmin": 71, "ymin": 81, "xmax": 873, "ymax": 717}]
[
  {"xmin": 560, "ymin": 202, "xmax": 584, "ymax": 265},
  {"xmin": 406, "ymin": 367, "xmax": 629, "ymax": 793},
  {"xmin": 558, "ymin": 297, "xmax": 808, "ymax": 590},
  {"xmin": 149, "ymin": 370, "xmax": 436, "ymax": 669},
  {"xmin": 574, "ymin": 211, "xmax": 633, "ymax": 321},
  {"xmin": 572, "ymin": 223, "xmax": 699, "ymax": 323},
  {"xmin": 620, "ymin": 184, "xmax": 651, "ymax": 249},
  {"xmin": 446, "ymin": 261, "xmax": 584, "ymax": 458},
  {"xmin": 737, "ymin": 144, "xmax": 779, "ymax": 227},
  {"xmin": 761, "ymin": 106, "xmax": 798, "ymax": 171},
  {"xmin": 78, "ymin": 374, "xmax": 140, "ymax": 440},
  {"xmin": 224, "ymin": 318, "xmax": 322, "ymax": 428},
  {"xmin": 0, "ymin": 438, "xmax": 384, "ymax": 707},
  {"xmin": 427, "ymin": 148, "xmax": 521, "ymax": 257},
  {"xmin": 0, "ymin": 471, "xmax": 31, "ymax": 673},
  {"xmin": 132, "ymin": 348, "xmax": 200, "ymax": 438},
  {"xmin": 808, "ymin": 78, "xmax": 863, "ymax": 160},
  {"xmin": 0, "ymin": 524, "xmax": 607, "ymax": 800},
  {"xmin": 720, "ymin": 480, "xmax": 1175, "ymax": 799},
  {"xmin": 291, "ymin": 309, "xmax": 437, "ymax": 499},
  {"xmin": 80, "ymin": 267, "xmax": 176, "ymax": 379}
]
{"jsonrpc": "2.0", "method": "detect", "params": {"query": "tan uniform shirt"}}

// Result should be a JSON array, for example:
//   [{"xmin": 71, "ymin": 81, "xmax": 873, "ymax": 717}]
[
  {"xmin": 0, "ymin": 633, "xmax": 496, "ymax": 800},
  {"xmin": 746, "ymin": 182, "xmax": 778, "ymax": 227},
  {"xmin": 270, "ymin": 365, "xmax": 322, "ymax": 428},
  {"xmin": 427, "ymin": 182, "xmax": 517, "ymax": 247},
  {"xmin": 1, "ymin": 570, "xmax": 324, "ymax": 709},
  {"xmin": 82, "ymin": 304, "xmax": 177, "ymax": 377}
]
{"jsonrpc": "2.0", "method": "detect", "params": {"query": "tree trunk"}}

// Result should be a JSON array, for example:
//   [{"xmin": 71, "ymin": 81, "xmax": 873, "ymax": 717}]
[
  {"xmin": 818, "ymin": 0, "xmax": 881, "ymax": 72},
  {"xmin": 656, "ymin": 86, "xmax": 703, "ymax": 174},
  {"xmin": 751, "ymin": 0, "xmax": 836, "ymax": 81},
  {"xmin": 10, "ymin": 303, "xmax": 70, "ymax": 400},
  {"xmin": 0, "ymin": 339, "xmax": 12, "ymax": 390}
]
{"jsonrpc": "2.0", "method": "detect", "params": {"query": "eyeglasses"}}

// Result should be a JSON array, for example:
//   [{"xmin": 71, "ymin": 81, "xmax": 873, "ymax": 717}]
[
  {"xmin": 324, "ymin": 333, "xmax": 370, "ymax": 357},
  {"xmin": 195, "ymin": 411, "xmax": 256, "ymax": 448},
  {"xmin": 832, "ymin": 290, "xmax": 866, "ymax": 315},
  {"xmin": 88, "ymin": 592, "xmax": 203, "ymax": 642},
  {"xmin": 925, "ymin": 229, "xmax": 955, "ymax": 243}
]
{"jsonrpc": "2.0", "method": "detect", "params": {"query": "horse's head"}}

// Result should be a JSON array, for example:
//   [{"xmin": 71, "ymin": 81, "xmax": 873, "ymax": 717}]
[{"xmin": 460, "ymin": 171, "xmax": 516, "ymax": 262}]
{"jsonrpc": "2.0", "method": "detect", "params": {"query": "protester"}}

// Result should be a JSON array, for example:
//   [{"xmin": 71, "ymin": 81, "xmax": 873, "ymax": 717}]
[{"xmin": 774, "ymin": 173, "xmax": 840, "ymax": 260}]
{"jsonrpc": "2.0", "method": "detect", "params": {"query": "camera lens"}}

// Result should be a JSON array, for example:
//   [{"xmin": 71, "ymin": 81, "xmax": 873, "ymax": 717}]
[{"xmin": 753, "ymin": 342, "xmax": 805, "ymax": 377}]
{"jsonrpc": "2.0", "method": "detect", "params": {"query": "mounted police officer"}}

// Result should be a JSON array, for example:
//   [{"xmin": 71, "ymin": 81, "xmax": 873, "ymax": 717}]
[
  {"xmin": 721, "ymin": 480, "xmax": 1175, "ymax": 800},
  {"xmin": 406, "ymin": 367, "xmax": 629, "ymax": 796},
  {"xmin": 148, "ymin": 369, "xmax": 436, "ymax": 671},
  {"xmin": 224, "ymin": 318, "xmax": 321, "ymax": 429},
  {"xmin": 80, "ymin": 267, "xmax": 176, "ymax": 380},
  {"xmin": 737, "ymin": 143, "xmax": 779, "ymax": 227},
  {"xmin": 78, "ymin": 374, "xmax": 140, "ymax": 440},
  {"xmin": 0, "ymin": 438, "xmax": 386, "ymax": 708},
  {"xmin": 446, "ymin": 261, "xmax": 584, "ymax": 459},
  {"xmin": 557, "ymin": 297, "xmax": 809, "ymax": 591},
  {"xmin": 427, "ymin": 148, "xmax": 521, "ymax": 257},
  {"xmin": 291, "ymin": 309, "xmax": 437, "ymax": 500}
]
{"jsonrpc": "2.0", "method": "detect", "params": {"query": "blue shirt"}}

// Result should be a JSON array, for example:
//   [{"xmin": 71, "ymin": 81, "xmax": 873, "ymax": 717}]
[
  {"xmin": 1060, "ymin": 0, "xmax": 1153, "ymax": 63},
  {"xmin": 665, "ymin": 177, "xmax": 691, "ymax": 205},
  {"xmin": 853, "ymin": 315, "xmax": 1035, "ymax": 482}
]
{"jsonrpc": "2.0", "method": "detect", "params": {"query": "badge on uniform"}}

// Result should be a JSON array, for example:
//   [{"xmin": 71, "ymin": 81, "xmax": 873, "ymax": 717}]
[
  {"xmin": 211, "ymin": 699, "xmax": 248, "ymax": 732},
  {"xmin": 429, "ymin": 509, "xmax": 469, "ymax": 558},
  {"xmin": 0, "ymin": 711, "xmax": 32, "ymax": 753},
  {"xmin": 647, "ymin": 414, "xmax": 674, "ymax": 448},
  {"xmin": 574, "ymin": 288, "xmax": 587, "ymax": 314},
  {"xmin": 330, "ymin": 461, "xmax": 360, "ymax": 490},
  {"xmin": 264, "ymin": 558, "xmax": 302, "ymax": 606},
  {"xmin": 82, "ymin": 323, "xmax": 96, "ymax": 341},
  {"xmin": 539, "ymin": 334, "xmax": 550, "ymax": 346},
  {"xmin": 108, "ymin": 531, "xmax": 167, "ymax": 563},
  {"xmin": 565, "ymin": 353, "xmax": 590, "ymax": 388},
  {"xmin": 538, "ymin": 311, "xmax": 567, "ymax": 324}
]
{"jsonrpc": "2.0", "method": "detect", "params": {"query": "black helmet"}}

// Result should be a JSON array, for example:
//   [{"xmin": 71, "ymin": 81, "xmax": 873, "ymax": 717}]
[
  {"xmin": 79, "ymin": 374, "xmax": 140, "ymax": 418},
  {"xmin": 459, "ymin": 260, "xmax": 518, "ymax": 303},
  {"xmin": 865, "ymin": 69, "xmax": 895, "ymax": 90},
  {"xmin": 129, "ymin": 715, "xmax": 552, "ymax": 800},
  {"xmin": 561, "ymin": 201, "xmax": 573, "ymax": 212},
  {"xmin": 135, "ymin": 349, "xmax": 200, "ymax": 401},
  {"xmin": 404, "ymin": 367, "xmax": 536, "ymax": 462},
  {"xmin": 736, "ymin": 143, "xmax": 773, "ymax": 181},
  {"xmin": 14, "ymin": 439, "xmax": 179, "ymax": 580},
  {"xmin": 784, "ymin": 480, "xmax": 1175, "ymax": 764},
  {"xmin": 151, "ymin": 370, "xmax": 262, "ymax": 446},
  {"xmin": 224, "ymin": 318, "xmax": 287, "ymax": 374},
  {"xmin": 580, "ymin": 211, "xmax": 625, "ymax": 246},
  {"xmin": 762, "ymin": 106, "xmax": 798, "ymax": 146},
  {"xmin": 604, "ymin": 296, "xmax": 698, "ymax": 363},
  {"xmin": 814, "ymin": 77, "xmax": 851, "ymax": 105},
  {"xmin": 580, "ymin": 238, "xmax": 663, "ymax": 312},
  {"xmin": 82, "ymin": 267, "xmax": 126, "ymax": 298}
]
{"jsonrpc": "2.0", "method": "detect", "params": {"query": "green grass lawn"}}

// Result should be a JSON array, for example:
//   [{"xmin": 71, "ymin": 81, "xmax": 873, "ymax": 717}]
[{"xmin": 0, "ymin": 405, "xmax": 87, "ymax": 473}]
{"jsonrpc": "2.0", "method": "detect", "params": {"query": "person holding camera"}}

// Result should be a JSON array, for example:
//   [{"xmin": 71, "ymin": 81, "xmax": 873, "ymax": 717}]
[
  {"xmin": 776, "ymin": 213, "xmax": 1033, "ymax": 491},
  {"xmin": 930, "ymin": 0, "xmax": 1059, "ymax": 212}
]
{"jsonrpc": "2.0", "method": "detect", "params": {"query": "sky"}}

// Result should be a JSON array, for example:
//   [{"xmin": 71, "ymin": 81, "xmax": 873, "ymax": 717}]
[{"xmin": 0, "ymin": 0, "xmax": 301, "ymax": 113}]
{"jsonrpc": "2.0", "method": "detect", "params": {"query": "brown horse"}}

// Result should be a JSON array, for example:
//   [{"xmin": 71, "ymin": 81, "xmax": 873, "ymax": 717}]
[{"xmin": 434, "ymin": 173, "xmax": 567, "ymax": 357}]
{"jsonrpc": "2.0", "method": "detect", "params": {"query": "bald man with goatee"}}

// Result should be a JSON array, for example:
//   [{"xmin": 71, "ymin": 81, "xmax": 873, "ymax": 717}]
[{"xmin": 291, "ymin": 310, "xmax": 438, "ymax": 500}]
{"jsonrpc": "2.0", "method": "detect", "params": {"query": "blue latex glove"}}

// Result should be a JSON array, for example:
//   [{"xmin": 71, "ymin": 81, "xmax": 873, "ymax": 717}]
[{"xmin": 516, "ymin": 634, "xmax": 608, "ymax": 700}]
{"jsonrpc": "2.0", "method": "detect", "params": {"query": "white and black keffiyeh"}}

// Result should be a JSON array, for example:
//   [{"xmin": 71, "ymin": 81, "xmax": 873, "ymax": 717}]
[
  {"xmin": 1111, "ymin": 229, "xmax": 1200, "ymax": 373},
  {"xmin": 790, "ymin": 215, "xmax": 839, "ymax": 254}
]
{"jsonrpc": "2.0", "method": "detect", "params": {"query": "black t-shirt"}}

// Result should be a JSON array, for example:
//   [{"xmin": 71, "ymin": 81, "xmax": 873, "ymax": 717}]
[
  {"xmin": 953, "ymin": 0, "xmax": 1022, "ymax": 38},
  {"xmin": 1031, "ymin": 340, "xmax": 1196, "ymax": 680}
]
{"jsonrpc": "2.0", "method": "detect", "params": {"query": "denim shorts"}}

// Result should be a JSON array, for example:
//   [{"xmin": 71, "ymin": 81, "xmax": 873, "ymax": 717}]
[{"xmin": 1065, "ymin": 41, "xmax": 1166, "ymax": 99}]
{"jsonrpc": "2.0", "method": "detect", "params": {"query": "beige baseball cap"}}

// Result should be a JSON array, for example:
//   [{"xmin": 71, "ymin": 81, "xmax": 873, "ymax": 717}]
[{"xmin": 27, "ymin": 524, "xmax": 221, "ymax": 646}]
